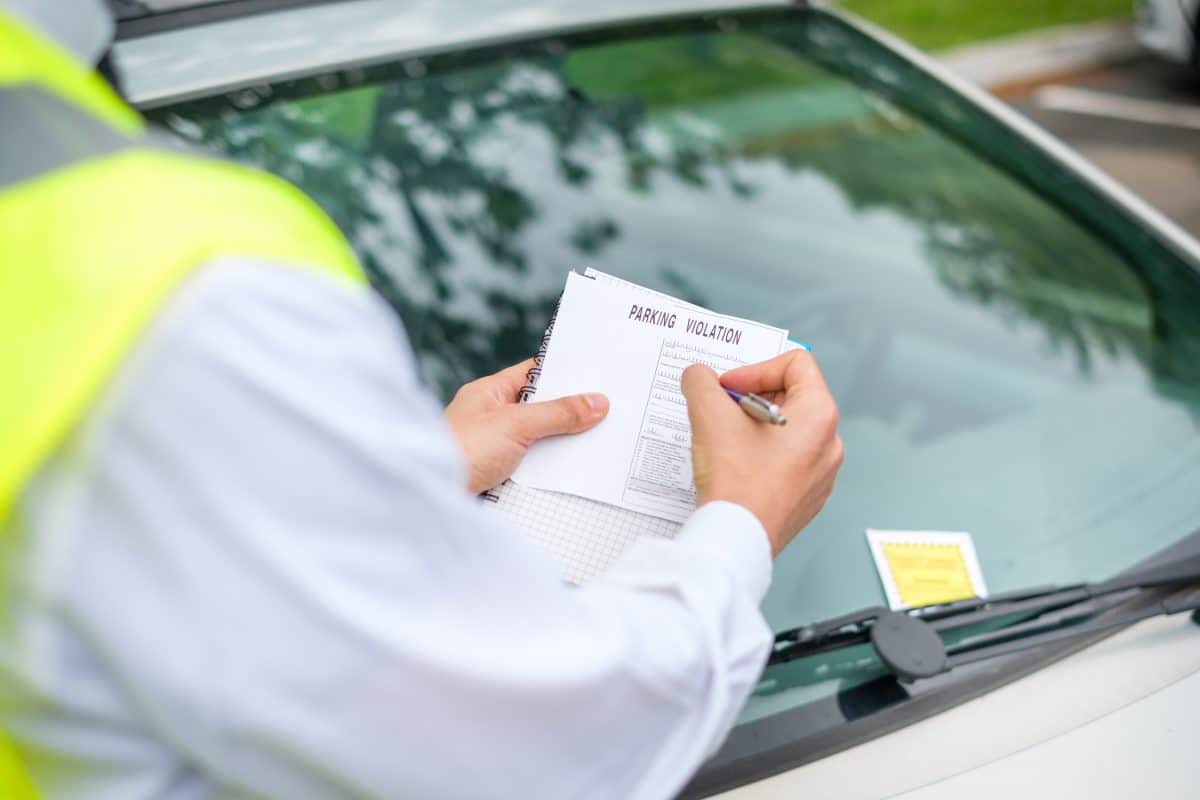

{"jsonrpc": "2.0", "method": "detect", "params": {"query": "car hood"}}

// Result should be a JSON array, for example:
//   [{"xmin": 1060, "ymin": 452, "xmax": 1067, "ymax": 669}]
[{"xmin": 719, "ymin": 611, "xmax": 1200, "ymax": 797}]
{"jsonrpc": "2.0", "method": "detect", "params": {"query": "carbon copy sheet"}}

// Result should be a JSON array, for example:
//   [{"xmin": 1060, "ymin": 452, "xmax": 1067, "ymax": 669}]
[{"xmin": 511, "ymin": 271, "xmax": 788, "ymax": 522}]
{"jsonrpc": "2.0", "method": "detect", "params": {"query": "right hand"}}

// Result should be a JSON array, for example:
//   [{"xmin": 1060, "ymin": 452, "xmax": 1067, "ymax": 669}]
[{"xmin": 681, "ymin": 351, "xmax": 843, "ymax": 556}]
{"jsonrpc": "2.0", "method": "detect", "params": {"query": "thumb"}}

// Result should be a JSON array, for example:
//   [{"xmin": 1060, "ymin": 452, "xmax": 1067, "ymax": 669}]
[
  {"xmin": 681, "ymin": 364, "xmax": 740, "ymax": 434},
  {"xmin": 508, "ymin": 393, "xmax": 609, "ymax": 443}
]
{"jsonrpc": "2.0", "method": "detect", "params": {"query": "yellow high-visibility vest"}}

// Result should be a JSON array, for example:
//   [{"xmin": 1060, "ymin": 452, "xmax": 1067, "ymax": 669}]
[{"xmin": 0, "ymin": 11, "xmax": 366, "ymax": 795}]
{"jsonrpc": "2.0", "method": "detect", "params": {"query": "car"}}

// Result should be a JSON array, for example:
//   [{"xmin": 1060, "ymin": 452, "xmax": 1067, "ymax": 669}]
[
  {"xmin": 111, "ymin": 1, "xmax": 1200, "ymax": 796},
  {"xmin": 1135, "ymin": 0, "xmax": 1200, "ymax": 66}
]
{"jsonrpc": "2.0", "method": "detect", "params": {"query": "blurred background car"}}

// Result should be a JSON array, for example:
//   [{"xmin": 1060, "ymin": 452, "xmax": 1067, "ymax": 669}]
[
  {"xmin": 1136, "ymin": 0, "xmax": 1200, "ymax": 66},
  {"xmin": 110, "ymin": 1, "xmax": 1200, "ymax": 797}
]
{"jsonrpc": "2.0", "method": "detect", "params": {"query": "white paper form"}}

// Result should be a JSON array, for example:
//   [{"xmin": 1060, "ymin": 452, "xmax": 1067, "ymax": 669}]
[
  {"xmin": 512, "ymin": 272, "xmax": 787, "ymax": 522},
  {"xmin": 583, "ymin": 268, "xmax": 706, "ymax": 312}
]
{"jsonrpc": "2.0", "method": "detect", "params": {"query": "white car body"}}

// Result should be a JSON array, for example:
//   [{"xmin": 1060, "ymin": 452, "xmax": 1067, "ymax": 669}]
[
  {"xmin": 1135, "ymin": 0, "xmax": 1199, "ymax": 64},
  {"xmin": 721, "ymin": 613, "xmax": 1200, "ymax": 798}
]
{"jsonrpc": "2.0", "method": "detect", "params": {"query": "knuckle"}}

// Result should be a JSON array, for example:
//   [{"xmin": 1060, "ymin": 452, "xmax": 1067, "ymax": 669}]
[
  {"xmin": 569, "ymin": 394, "xmax": 591, "ymax": 422},
  {"xmin": 460, "ymin": 376, "xmax": 488, "ymax": 396},
  {"xmin": 560, "ymin": 395, "xmax": 590, "ymax": 428},
  {"xmin": 805, "ymin": 360, "xmax": 830, "ymax": 392},
  {"xmin": 792, "ymin": 348, "xmax": 817, "ymax": 374},
  {"xmin": 812, "ymin": 396, "xmax": 839, "ymax": 434},
  {"xmin": 831, "ymin": 435, "xmax": 846, "ymax": 469},
  {"xmin": 784, "ymin": 357, "xmax": 819, "ymax": 396}
]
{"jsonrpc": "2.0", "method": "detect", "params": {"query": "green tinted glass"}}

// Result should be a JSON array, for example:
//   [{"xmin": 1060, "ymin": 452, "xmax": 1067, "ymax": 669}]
[{"xmin": 150, "ymin": 9, "xmax": 1200, "ymax": 732}]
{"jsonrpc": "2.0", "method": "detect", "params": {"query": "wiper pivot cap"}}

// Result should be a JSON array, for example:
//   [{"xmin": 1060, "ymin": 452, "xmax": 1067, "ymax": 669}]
[{"xmin": 870, "ymin": 611, "xmax": 947, "ymax": 682}]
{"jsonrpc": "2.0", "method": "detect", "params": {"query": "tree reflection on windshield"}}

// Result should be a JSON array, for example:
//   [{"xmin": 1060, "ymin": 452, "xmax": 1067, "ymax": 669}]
[
  {"xmin": 156, "ymin": 45, "xmax": 770, "ymax": 396},
  {"xmin": 152, "ymin": 18, "xmax": 1198, "ymax": 406}
]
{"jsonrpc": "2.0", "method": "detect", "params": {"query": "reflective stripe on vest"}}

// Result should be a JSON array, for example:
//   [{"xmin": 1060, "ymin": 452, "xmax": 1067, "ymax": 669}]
[
  {"xmin": 0, "ymin": 12, "xmax": 366, "ymax": 795},
  {"xmin": 0, "ymin": 84, "xmax": 130, "ymax": 185}
]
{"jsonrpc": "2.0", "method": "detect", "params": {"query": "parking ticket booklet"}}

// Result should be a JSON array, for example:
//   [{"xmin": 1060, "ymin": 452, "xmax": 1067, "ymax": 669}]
[
  {"xmin": 866, "ymin": 529, "xmax": 988, "ymax": 610},
  {"xmin": 512, "ymin": 271, "xmax": 788, "ymax": 522},
  {"xmin": 483, "ymin": 268, "xmax": 799, "ymax": 583}
]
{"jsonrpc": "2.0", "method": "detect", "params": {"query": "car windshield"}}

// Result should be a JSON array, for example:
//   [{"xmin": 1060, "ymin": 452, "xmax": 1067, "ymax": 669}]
[{"xmin": 143, "ymin": 3, "xmax": 1200, "ymax": 772}]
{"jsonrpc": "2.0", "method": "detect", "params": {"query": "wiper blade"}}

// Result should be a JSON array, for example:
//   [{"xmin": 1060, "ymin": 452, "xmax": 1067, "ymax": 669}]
[{"xmin": 770, "ymin": 551, "xmax": 1200, "ymax": 681}]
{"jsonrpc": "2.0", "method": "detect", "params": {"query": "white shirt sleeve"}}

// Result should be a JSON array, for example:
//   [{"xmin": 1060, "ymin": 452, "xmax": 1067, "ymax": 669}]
[{"xmin": 14, "ymin": 259, "xmax": 773, "ymax": 800}]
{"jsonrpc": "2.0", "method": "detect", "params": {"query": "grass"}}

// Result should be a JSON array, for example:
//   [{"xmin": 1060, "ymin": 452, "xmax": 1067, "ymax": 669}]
[
  {"xmin": 564, "ymin": 34, "xmax": 823, "ymax": 107},
  {"xmin": 836, "ymin": 0, "xmax": 1133, "ymax": 52}
]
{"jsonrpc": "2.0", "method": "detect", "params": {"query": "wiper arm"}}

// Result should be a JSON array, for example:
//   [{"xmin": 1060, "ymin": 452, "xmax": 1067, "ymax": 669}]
[{"xmin": 770, "ymin": 551, "xmax": 1200, "ymax": 681}]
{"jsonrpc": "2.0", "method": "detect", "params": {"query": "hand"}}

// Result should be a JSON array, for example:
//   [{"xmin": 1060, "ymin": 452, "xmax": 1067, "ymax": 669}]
[
  {"xmin": 444, "ymin": 358, "xmax": 609, "ymax": 494},
  {"xmin": 681, "ymin": 351, "xmax": 843, "ymax": 556}
]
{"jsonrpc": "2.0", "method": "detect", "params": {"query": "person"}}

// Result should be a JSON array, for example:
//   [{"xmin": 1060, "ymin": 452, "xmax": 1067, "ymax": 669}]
[{"xmin": 0, "ymin": 1, "xmax": 844, "ymax": 798}]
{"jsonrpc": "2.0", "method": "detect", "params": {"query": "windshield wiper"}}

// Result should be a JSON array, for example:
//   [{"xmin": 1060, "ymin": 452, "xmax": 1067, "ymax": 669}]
[{"xmin": 769, "ymin": 551, "xmax": 1200, "ymax": 681}]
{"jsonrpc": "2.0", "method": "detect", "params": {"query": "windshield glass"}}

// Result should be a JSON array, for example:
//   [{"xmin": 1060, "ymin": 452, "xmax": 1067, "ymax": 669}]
[{"xmin": 146, "ymin": 4, "xmax": 1200, "ymax": 758}]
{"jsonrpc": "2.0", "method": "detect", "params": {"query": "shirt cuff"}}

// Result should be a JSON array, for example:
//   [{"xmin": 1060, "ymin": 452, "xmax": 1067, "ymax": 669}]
[{"xmin": 675, "ymin": 501, "xmax": 773, "ymax": 603}]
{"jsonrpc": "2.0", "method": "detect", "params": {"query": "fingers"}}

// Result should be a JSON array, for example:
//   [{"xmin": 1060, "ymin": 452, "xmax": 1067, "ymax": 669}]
[
  {"xmin": 493, "ymin": 357, "xmax": 539, "ymax": 397},
  {"xmin": 719, "ymin": 350, "xmax": 828, "ymax": 407},
  {"xmin": 719, "ymin": 350, "xmax": 810, "ymax": 395},
  {"xmin": 452, "ymin": 357, "xmax": 537, "ymax": 408},
  {"xmin": 508, "ymin": 392, "xmax": 609, "ymax": 443},
  {"xmin": 681, "ymin": 364, "xmax": 743, "ymax": 430}
]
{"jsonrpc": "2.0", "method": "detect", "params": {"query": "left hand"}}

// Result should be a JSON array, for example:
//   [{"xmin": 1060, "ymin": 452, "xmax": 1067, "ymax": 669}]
[{"xmin": 444, "ymin": 358, "xmax": 609, "ymax": 494}]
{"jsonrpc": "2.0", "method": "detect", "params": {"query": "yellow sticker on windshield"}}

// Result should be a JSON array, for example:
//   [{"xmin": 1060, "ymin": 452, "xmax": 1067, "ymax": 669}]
[{"xmin": 866, "ymin": 530, "xmax": 988, "ymax": 610}]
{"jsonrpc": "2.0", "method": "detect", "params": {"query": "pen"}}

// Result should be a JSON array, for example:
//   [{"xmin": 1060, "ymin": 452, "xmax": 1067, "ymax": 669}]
[{"xmin": 725, "ymin": 389, "xmax": 787, "ymax": 426}]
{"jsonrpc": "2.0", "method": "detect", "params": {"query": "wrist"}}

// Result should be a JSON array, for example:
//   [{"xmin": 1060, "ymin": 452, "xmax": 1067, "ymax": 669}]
[
  {"xmin": 443, "ymin": 417, "xmax": 484, "ymax": 494},
  {"xmin": 697, "ymin": 489, "xmax": 784, "ymax": 556},
  {"xmin": 680, "ymin": 501, "xmax": 774, "ymax": 600}
]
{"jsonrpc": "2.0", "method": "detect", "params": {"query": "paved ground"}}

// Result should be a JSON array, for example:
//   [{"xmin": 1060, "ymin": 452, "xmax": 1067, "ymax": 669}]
[{"xmin": 1003, "ymin": 56, "xmax": 1200, "ymax": 239}]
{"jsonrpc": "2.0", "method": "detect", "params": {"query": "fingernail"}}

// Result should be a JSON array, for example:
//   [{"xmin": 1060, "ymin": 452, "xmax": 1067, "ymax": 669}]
[
  {"xmin": 789, "ymin": 339, "xmax": 812, "ymax": 352},
  {"xmin": 585, "ymin": 393, "xmax": 609, "ymax": 414}
]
